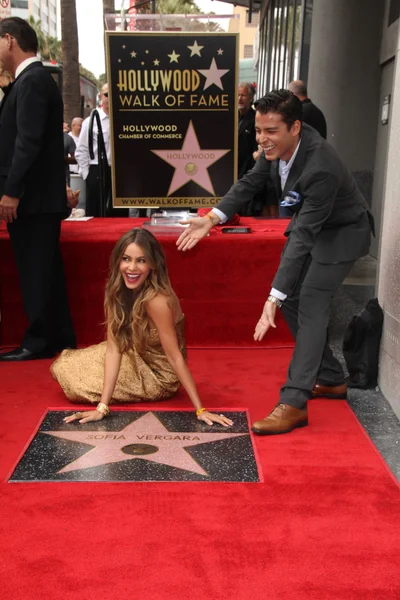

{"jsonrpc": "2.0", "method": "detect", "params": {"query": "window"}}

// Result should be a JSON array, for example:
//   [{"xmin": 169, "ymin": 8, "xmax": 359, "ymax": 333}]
[
  {"xmin": 388, "ymin": 0, "xmax": 400, "ymax": 26},
  {"xmin": 256, "ymin": 0, "xmax": 313, "ymax": 96},
  {"xmin": 244, "ymin": 45, "xmax": 254, "ymax": 58},
  {"xmin": 11, "ymin": 0, "xmax": 29, "ymax": 7},
  {"xmin": 245, "ymin": 11, "xmax": 260, "ymax": 28}
]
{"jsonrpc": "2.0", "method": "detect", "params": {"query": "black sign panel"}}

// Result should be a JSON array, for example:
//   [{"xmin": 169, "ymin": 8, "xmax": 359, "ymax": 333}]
[{"xmin": 106, "ymin": 32, "xmax": 238, "ymax": 208}]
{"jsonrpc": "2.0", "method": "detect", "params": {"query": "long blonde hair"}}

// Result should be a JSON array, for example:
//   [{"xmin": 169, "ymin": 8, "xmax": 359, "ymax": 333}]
[
  {"xmin": 105, "ymin": 228, "xmax": 176, "ymax": 353},
  {"xmin": 0, "ymin": 67, "xmax": 13, "ymax": 90}
]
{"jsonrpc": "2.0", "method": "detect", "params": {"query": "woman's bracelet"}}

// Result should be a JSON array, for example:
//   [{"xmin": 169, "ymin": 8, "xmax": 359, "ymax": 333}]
[
  {"xmin": 196, "ymin": 408, "xmax": 207, "ymax": 417},
  {"xmin": 96, "ymin": 402, "xmax": 111, "ymax": 417}
]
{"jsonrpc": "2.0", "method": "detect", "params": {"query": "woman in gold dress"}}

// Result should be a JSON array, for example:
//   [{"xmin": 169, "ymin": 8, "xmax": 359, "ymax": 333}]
[{"xmin": 51, "ymin": 228, "xmax": 232, "ymax": 427}]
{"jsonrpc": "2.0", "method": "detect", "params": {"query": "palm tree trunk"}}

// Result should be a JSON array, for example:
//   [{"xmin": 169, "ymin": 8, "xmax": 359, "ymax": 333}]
[
  {"xmin": 103, "ymin": 0, "xmax": 116, "ymax": 33},
  {"xmin": 61, "ymin": 0, "xmax": 81, "ymax": 124},
  {"xmin": 103, "ymin": 0, "xmax": 115, "ymax": 12}
]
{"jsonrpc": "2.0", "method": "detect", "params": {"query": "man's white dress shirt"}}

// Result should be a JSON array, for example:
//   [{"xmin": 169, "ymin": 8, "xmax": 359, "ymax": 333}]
[
  {"xmin": 75, "ymin": 108, "xmax": 110, "ymax": 181},
  {"xmin": 212, "ymin": 141, "xmax": 302, "ymax": 302},
  {"xmin": 15, "ymin": 56, "xmax": 41, "ymax": 78}
]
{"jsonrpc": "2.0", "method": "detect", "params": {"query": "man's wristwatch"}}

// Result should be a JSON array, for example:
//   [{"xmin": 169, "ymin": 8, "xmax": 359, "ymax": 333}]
[
  {"xmin": 205, "ymin": 212, "xmax": 218, "ymax": 227},
  {"xmin": 267, "ymin": 295, "xmax": 283, "ymax": 308}
]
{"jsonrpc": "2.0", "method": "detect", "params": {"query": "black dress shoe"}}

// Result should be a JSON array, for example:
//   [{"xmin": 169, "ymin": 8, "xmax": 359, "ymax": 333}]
[{"xmin": 0, "ymin": 347, "xmax": 55, "ymax": 361}]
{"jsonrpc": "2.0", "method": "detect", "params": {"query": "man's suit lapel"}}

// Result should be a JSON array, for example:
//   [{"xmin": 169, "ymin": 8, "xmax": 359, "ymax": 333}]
[{"xmin": 0, "ymin": 62, "xmax": 42, "ymax": 119}]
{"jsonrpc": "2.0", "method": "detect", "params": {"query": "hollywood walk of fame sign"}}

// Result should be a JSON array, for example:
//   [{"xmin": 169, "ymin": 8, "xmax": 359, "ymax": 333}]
[
  {"xmin": 105, "ymin": 32, "xmax": 238, "ymax": 208},
  {"xmin": 8, "ymin": 411, "xmax": 261, "ymax": 483}
]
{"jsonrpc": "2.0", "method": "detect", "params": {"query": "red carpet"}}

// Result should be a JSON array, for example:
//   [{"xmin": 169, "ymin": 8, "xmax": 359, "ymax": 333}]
[
  {"xmin": 1, "ymin": 349, "xmax": 399, "ymax": 600},
  {"xmin": 0, "ymin": 217, "xmax": 293, "ymax": 348}
]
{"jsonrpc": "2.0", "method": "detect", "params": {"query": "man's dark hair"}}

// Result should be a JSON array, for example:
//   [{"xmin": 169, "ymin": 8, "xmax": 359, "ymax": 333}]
[
  {"xmin": 255, "ymin": 89, "xmax": 303, "ymax": 130},
  {"xmin": 0, "ymin": 17, "xmax": 38, "ymax": 54}
]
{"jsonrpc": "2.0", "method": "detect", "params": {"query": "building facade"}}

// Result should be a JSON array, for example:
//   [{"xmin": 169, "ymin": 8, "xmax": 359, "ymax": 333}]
[
  {"xmin": 11, "ymin": 0, "xmax": 57, "ymax": 38},
  {"xmin": 228, "ymin": 5, "xmax": 260, "ymax": 84}
]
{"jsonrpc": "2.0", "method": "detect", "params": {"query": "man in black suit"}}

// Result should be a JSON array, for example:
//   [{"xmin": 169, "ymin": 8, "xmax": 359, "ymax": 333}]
[
  {"xmin": 289, "ymin": 80, "xmax": 327, "ymax": 139},
  {"xmin": 177, "ymin": 90, "xmax": 372, "ymax": 435},
  {"xmin": 0, "ymin": 17, "xmax": 76, "ymax": 361}
]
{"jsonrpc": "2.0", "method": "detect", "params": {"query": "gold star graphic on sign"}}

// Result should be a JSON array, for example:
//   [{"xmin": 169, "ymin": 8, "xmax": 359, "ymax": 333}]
[
  {"xmin": 153, "ymin": 59, "xmax": 160, "ymax": 66},
  {"xmin": 188, "ymin": 40, "xmax": 204, "ymax": 57},
  {"xmin": 168, "ymin": 50, "xmax": 180, "ymax": 63},
  {"xmin": 130, "ymin": 50, "xmax": 137, "ymax": 58},
  {"xmin": 122, "ymin": 45, "xmax": 126, "ymax": 49},
  {"xmin": 217, "ymin": 48, "xmax": 224, "ymax": 55}
]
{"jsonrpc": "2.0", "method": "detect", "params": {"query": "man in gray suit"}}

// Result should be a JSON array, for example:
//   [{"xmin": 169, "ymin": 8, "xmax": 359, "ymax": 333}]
[{"xmin": 177, "ymin": 89, "xmax": 372, "ymax": 435}]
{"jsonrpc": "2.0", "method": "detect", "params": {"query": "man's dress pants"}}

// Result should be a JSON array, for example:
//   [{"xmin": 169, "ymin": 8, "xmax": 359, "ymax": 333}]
[{"xmin": 279, "ymin": 256, "xmax": 355, "ymax": 408}]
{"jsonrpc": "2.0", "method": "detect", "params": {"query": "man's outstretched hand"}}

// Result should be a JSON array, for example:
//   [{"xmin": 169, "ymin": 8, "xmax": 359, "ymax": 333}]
[
  {"xmin": 254, "ymin": 299, "xmax": 277, "ymax": 341},
  {"xmin": 176, "ymin": 217, "xmax": 214, "ymax": 251}
]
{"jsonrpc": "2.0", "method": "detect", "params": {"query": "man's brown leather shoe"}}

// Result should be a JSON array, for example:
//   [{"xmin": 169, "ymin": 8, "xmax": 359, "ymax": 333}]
[
  {"xmin": 312, "ymin": 382, "xmax": 347, "ymax": 399},
  {"xmin": 251, "ymin": 404, "xmax": 308, "ymax": 435}
]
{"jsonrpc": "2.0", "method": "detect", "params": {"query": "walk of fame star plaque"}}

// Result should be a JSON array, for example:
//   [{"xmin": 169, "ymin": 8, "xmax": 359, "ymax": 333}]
[{"xmin": 8, "ymin": 410, "xmax": 262, "ymax": 483}]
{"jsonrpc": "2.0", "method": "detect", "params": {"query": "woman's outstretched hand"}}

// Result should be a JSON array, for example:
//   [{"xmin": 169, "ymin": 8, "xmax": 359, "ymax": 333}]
[
  {"xmin": 197, "ymin": 411, "xmax": 233, "ymax": 427},
  {"xmin": 63, "ymin": 410, "xmax": 104, "ymax": 424},
  {"xmin": 176, "ymin": 217, "xmax": 213, "ymax": 251}
]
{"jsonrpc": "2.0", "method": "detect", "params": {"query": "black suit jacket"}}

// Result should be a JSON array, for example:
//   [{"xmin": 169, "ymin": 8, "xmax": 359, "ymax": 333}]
[
  {"xmin": 238, "ymin": 108, "xmax": 258, "ymax": 179},
  {"xmin": 302, "ymin": 98, "xmax": 327, "ymax": 139},
  {"xmin": 216, "ymin": 124, "xmax": 372, "ymax": 296},
  {"xmin": 0, "ymin": 61, "xmax": 69, "ymax": 217}
]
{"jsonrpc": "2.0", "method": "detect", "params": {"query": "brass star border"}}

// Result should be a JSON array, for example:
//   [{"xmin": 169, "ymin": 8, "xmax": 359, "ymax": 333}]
[{"xmin": 8, "ymin": 410, "xmax": 263, "ymax": 483}]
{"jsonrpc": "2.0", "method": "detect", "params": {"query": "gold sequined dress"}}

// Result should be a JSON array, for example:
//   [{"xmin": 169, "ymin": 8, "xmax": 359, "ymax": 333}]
[{"xmin": 50, "ymin": 316, "xmax": 186, "ymax": 404}]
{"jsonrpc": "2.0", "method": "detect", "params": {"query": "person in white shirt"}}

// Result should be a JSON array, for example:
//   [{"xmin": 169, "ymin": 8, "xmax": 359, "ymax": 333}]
[
  {"xmin": 75, "ymin": 83, "xmax": 110, "ymax": 216},
  {"xmin": 75, "ymin": 83, "xmax": 128, "ymax": 217},
  {"xmin": 68, "ymin": 117, "xmax": 83, "ymax": 175}
]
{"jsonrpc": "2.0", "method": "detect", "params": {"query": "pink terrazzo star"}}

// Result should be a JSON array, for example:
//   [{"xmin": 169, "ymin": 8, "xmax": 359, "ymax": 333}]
[
  {"xmin": 42, "ymin": 412, "xmax": 246, "ymax": 477},
  {"xmin": 151, "ymin": 121, "xmax": 230, "ymax": 196}
]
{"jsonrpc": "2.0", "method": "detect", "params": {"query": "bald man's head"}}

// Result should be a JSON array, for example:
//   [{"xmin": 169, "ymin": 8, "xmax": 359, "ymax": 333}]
[
  {"xmin": 71, "ymin": 117, "xmax": 83, "ymax": 137},
  {"xmin": 288, "ymin": 80, "xmax": 308, "ymax": 100}
]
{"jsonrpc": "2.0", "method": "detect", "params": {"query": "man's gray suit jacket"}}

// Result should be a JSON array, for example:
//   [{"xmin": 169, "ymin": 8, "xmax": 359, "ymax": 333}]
[{"xmin": 216, "ymin": 123, "xmax": 372, "ymax": 297}]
